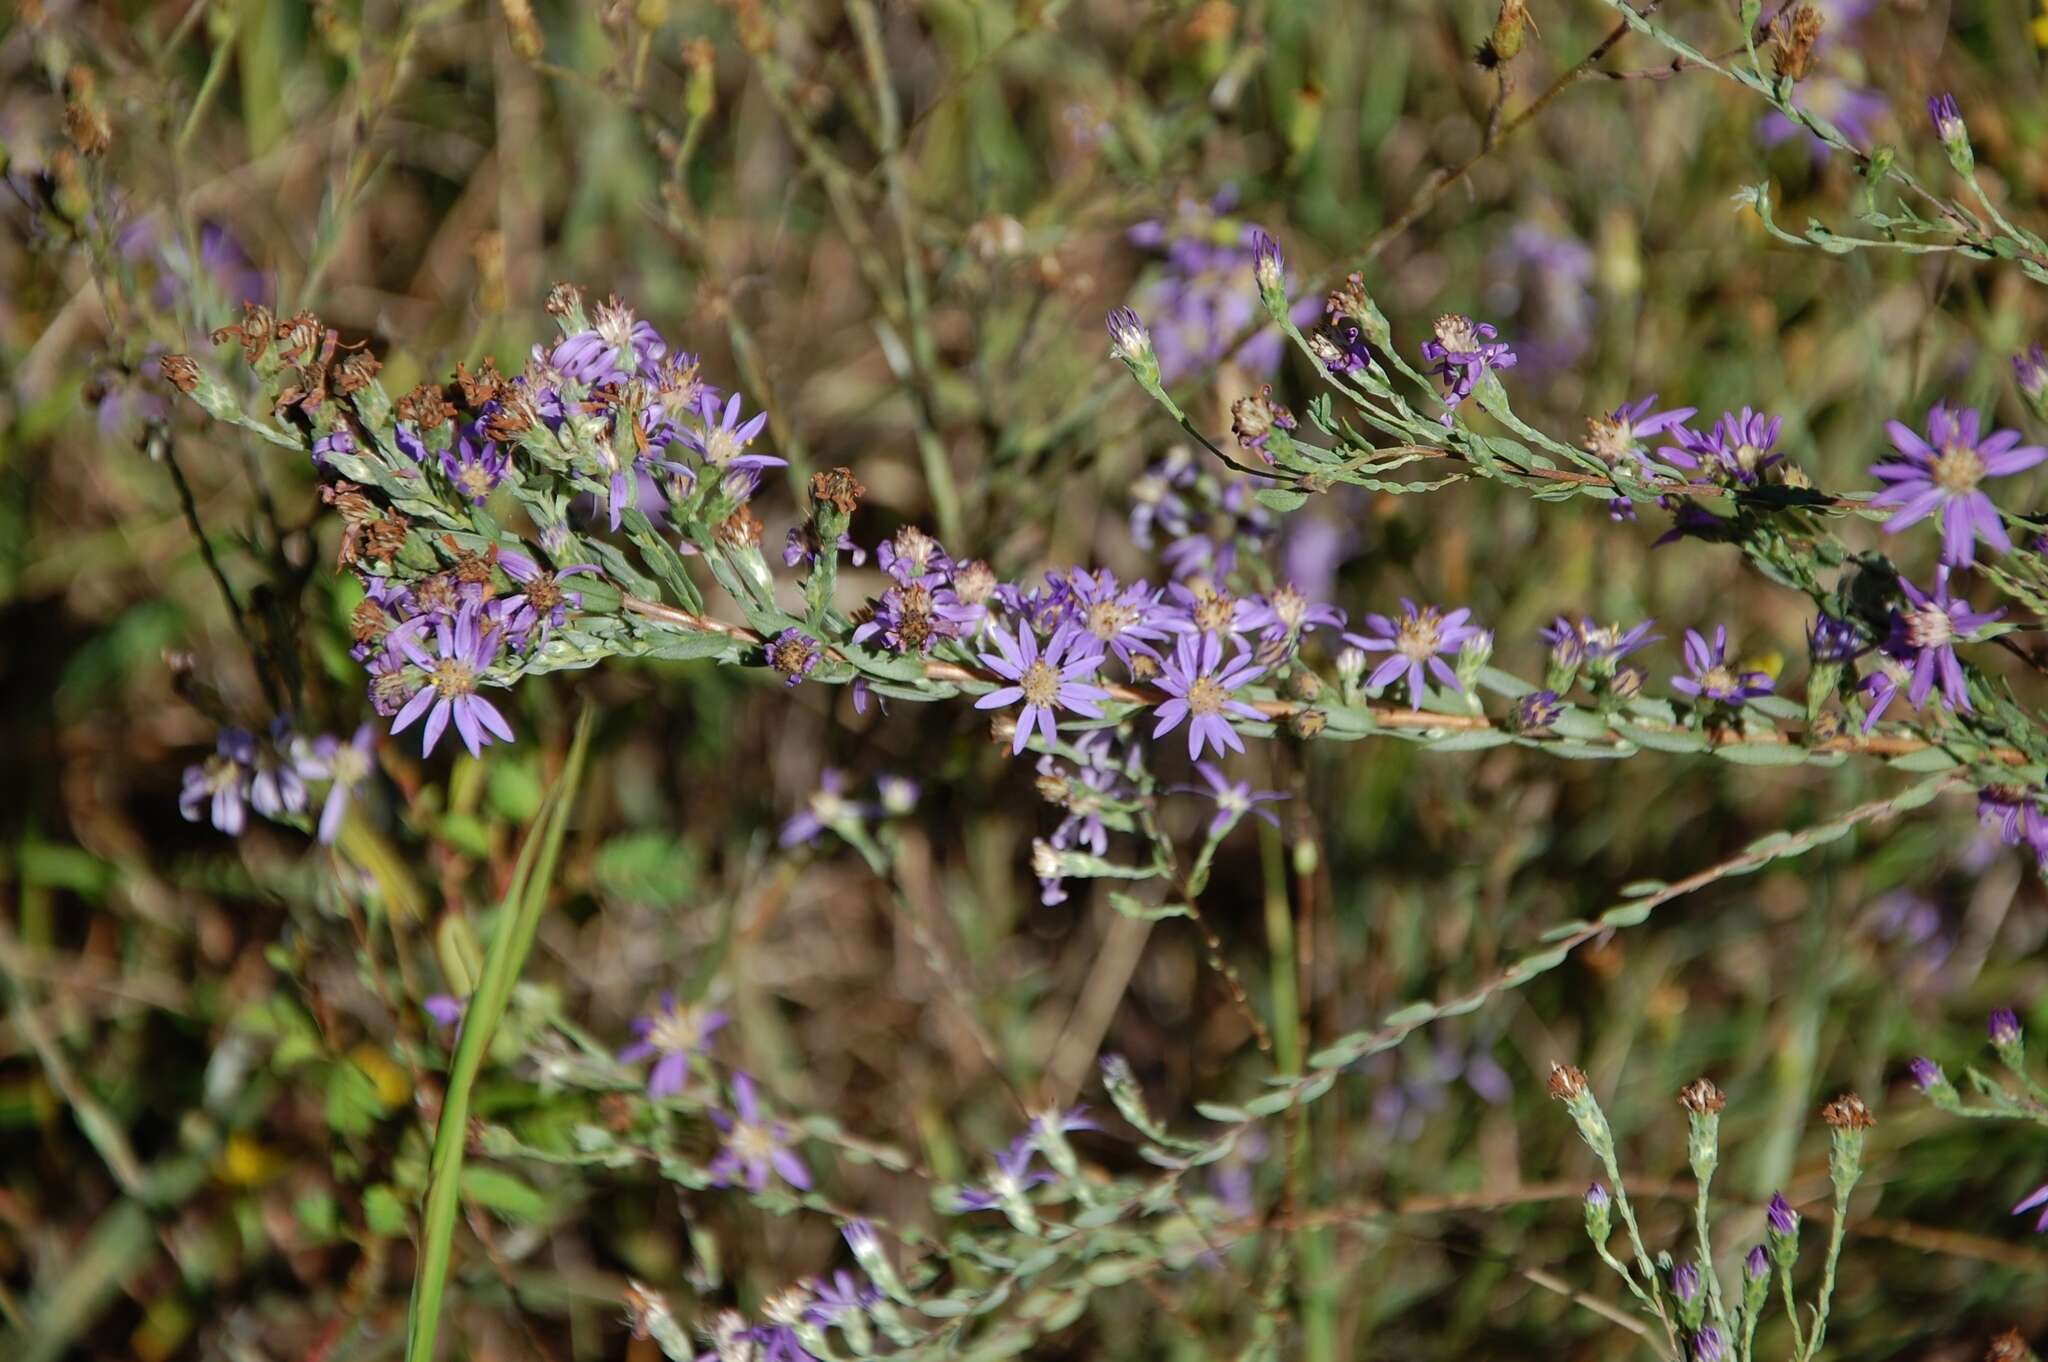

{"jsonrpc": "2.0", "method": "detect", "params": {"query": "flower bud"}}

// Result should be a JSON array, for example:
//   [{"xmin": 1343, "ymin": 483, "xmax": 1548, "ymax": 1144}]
[
  {"xmin": 1927, "ymin": 93, "xmax": 1974, "ymax": 175},
  {"xmin": 1513, "ymin": 689, "xmax": 1564, "ymax": 736},
  {"xmin": 1582, "ymin": 1181, "xmax": 1612, "ymax": 1244},
  {"xmin": 2015, "ymin": 345, "xmax": 2048, "ymax": 424},
  {"xmin": 1456, "ymin": 629, "xmax": 1494, "ymax": 692},
  {"xmin": 1908, "ymin": 1056, "xmax": 1949, "ymax": 1096},
  {"xmin": 1105, "ymin": 307, "xmax": 1159, "ymax": 388},
  {"xmin": 1487, "ymin": 0, "xmax": 1532, "ymax": 65},
  {"xmin": 1990, "ymin": 1006, "xmax": 2024, "ymax": 1058},
  {"xmin": 1251, "ymin": 230, "xmax": 1287, "ymax": 318}
]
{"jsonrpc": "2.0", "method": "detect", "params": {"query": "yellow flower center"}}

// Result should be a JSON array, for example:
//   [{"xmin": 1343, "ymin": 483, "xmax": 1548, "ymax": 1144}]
[
  {"xmin": 1932, "ymin": 441, "xmax": 1985, "ymax": 495},
  {"xmin": 1187, "ymin": 676, "xmax": 1228, "ymax": 716},
  {"xmin": 429, "ymin": 658, "xmax": 478, "ymax": 699},
  {"xmin": 1020, "ymin": 660, "xmax": 1061, "ymax": 707}
]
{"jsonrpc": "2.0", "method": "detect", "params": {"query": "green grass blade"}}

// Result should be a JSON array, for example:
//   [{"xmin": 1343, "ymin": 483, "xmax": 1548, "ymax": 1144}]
[{"xmin": 404, "ymin": 708, "xmax": 594, "ymax": 1362}]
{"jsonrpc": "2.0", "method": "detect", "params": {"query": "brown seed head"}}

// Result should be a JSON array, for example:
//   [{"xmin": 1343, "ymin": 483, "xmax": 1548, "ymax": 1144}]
[
  {"xmin": 362, "ymin": 514, "xmax": 410, "ymax": 564},
  {"xmin": 717, "ymin": 506, "xmax": 765, "ymax": 548},
  {"xmin": 1548, "ymin": 1063, "xmax": 1590, "ymax": 1101},
  {"xmin": 1770, "ymin": 6, "xmax": 1824, "ymax": 82},
  {"xmin": 1679, "ymin": 1078, "xmax": 1727, "ymax": 1116},
  {"xmin": 811, "ymin": 467, "xmax": 866, "ymax": 515},
  {"xmin": 1821, "ymin": 1091, "xmax": 1875, "ymax": 1131},
  {"xmin": 333, "ymin": 348, "xmax": 382, "ymax": 395},
  {"xmin": 159, "ymin": 354, "xmax": 201, "ymax": 393},
  {"xmin": 545, "ymin": 281, "xmax": 583, "ymax": 317},
  {"xmin": 454, "ymin": 358, "xmax": 506, "ymax": 408},
  {"xmin": 1290, "ymin": 708, "xmax": 1327, "ymax": 740}
]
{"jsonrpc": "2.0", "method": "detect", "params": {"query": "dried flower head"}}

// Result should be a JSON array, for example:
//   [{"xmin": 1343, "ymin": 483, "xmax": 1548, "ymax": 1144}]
[
  {"xmin": 159, "ymin": 354, "xmax": 200, "ymax": 393},
  {"xmin": 1548, "ymin": 1063, "xmax": 1589, "ymax": 1101},
  {"xmin": 811, "ymin": 467, "xmax": 866, "ymax": 515},
  {"xmin": 1769, "ymin": 6, "xmax": 1824, "ymax": 82},
  {"xmin": 1679, "ymin": 1078, "xmax": 1727, "ymax": 1115},
  {"xmin": 545, "ymin": 280, "xmax": 583, "ymax": 317},
  {"xmin": 1821, "ymin": 1091, "xmax": 1875, "ymax": 1131}
]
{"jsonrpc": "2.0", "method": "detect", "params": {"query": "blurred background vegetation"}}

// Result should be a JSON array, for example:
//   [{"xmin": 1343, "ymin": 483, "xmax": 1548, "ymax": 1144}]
[{"xmin": 4, "ymin": 0, "xmax": 2048, "ymax": 1357}]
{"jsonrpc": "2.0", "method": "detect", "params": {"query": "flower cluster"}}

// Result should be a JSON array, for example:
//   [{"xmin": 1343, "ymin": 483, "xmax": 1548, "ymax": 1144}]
[{"xmin": 179, "ymin": 719, "xmax": 376, "ymax": 844}]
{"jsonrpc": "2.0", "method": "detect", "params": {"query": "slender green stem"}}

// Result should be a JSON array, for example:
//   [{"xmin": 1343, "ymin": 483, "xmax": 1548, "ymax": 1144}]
[
  {"xmin": 1799, "ymin": 1187, "xmax": 1853, "ymax": 1361},
  {"xmin": 1777, "ymin": 1260, "xmax": 1806, "ymax": 1356},
  {"xmin": 403, "ymin": 709, "xmax": 593, "ymax": 1362},
  {"xmin": 1692, "ymin": 1171, "xmax": 1729, "ymax": 1336}
]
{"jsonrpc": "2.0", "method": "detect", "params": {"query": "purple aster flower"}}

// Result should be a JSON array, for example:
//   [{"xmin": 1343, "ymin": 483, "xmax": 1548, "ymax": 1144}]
[
  {"xmin": 1066, "ymin": 569, "xmax": 1173, "ymax": 668},
  {"xmin": 2015, "ymin": 1180, "xmax": 2048, "ymax": 1232},
  {"xmin": 1873, "ymin": 402, "xmax": 2043, "ymax": 567},
  {"xmin": 769, "ymin": 628, "xmax": 822, "ymax": 687},
  {"xmin": 1164, "ymin": 581, "xmax": 1260, "ymax": 645},
  {"xmin": 1153, "ymin": 632, "xmax": 1266, "ymax": 761},
  {"xmin": 1542, "ymin": 617, "xmax": 1661, "ymax": 674},
  {"xmin": 806, "ymin": 1270, "xmax": 877, "ymax": 1327},
  {"xmin": 1907, "ymin": 1056, "xmax": 1944, "ymax": 1091},
  {"xmin": 388, "ymin": 605, "xmax": 516, "ymax": 758},
  {"xmin": 620, "ymin": 991, "xmax": 730, "ymax": 1099},
  {"xmin": 639, "ymin": 351, "xmax": 716, "ymax": 434},
  {"xmin": 1038, "ymin": 731, "xmax": 1133, "ymax": 857},
  {"xmin": 1991, "ymin": 1008, "xmax": 2023, "ymax": 1048},
  {"xmin": 1980, "ymin": 789, "xmax": 2048, "ymax": 868},
  {"xmin": 1240, "ymin": 583, "xmax": 1346, "ymax": 643},
  {"xmin": 1767, "ymin": 1192, "xmax": 1799, "ymax": 1236},
  {"xmin": 1671, "ymin": 626, "xmax": 1773, "ymax": 705},
  {"xmin": 179, "ymin": 728, "xmax": 255, "ymax": 835},
  {"xmin": 298, "ymin": 722, "xmax": 377, "ymax": 844},
  {"xmin": 423, "ymin": 994, "xmax": 466, "ymax": 1029},
  {"xmin": 1670, "ymin": 1261, "xmax": 1700, "ymax": 1304},
  {"xmin": 1419, "ymin": 314, "xmax": 1517, "ymax": 425},
  {"xmin": 708, "ymin": 1072, "xmax": 809, "ymax": 1192},
  {"xmin": 975, "ymin": 621, "xmax": 1111, "ymax": 756},
  {"xmin": 877, "ymin": 525, "xmax": 953, "ymax": 586},
  {"xmin": 1862, "ymin": 569, "xmax": 2001, "ymax": 726},
  {"xmin": 1343, "ymin": 600, "xmax": 1483, "ymax": 708},
  {"xmin": 1029, "ymin": 1105, "xmax": 1100, "ymax": 1147},
  {"xmin": 440, "ymin": 426, "xmax": 509, "ymax": 505},
  {"xmin": 1250, "ymin": 228, "xmax": 1284, "ymax": 297},
  {"xmin": 498, "ymin": 551, "xmax": 599, "ymax": 637},
  {"xmin": 1583, "ymin": 395, "xmax": 1696, "ymax": 470},
  {"xmin": 1808, "ymin": 613, "xmax": 1866, "ymax": 664},
  {"xmin": 248, "ymin": 717, "xmax": 308, "ymax": 819},
  {"xmin": 1666, "ymin": 408, "xmax": 1784, "ymax": 486},
  {"xmin": 312, "ymin": 426, "xmax": 358, "ymax": 468},
  {"xmin": 1760, "ymin": 77, "xmax": 1888, "ymax": 164},
  {"xmin": 955, "ymin": 1134, "xmax": 1052, "ymax": 1211},
  {"xmin": 779, "ymin": 768, "xmax": 870, "ymax": 847},
  {"xmin": 853, "ymin": 581, "xmax": 977, "ymax": 655},
  {"xmin": 1927, "ymin": 92, "xmax": 1966, "ymax": 144},
  {"xmin": 2015, "ymin": 345, "xmax": 2048, "ymax": 402},
  {"xmin": 1693, "ymin": 1325, "xmax": 1725, "ymax": 1362},
  {"xmin": 552, "ymin": 295, "xmax": 667, "ymax": 385},
  {"xmin": 1513, "ymin": 689, "xmax": 1566, "ymax": 734},
  {"xmin": 683, "ymin": 391, "xmax": 784, "ymax": 483},
  {"xmin": 1179, "ymin": 761, "xmax": 1286, "ymax": 839}
]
